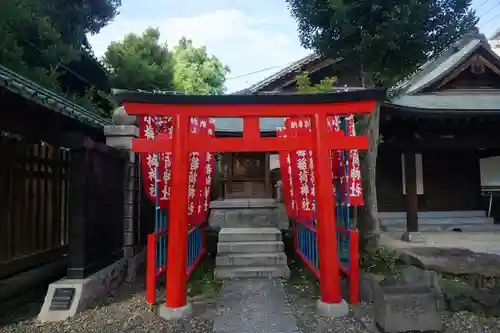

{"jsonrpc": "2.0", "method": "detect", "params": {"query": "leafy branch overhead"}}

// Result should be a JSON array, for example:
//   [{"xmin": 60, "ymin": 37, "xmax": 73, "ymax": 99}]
[
  {"xmin": 103, "ymin": 28, "xmax": 230, "ymax": 94},
  {"xmin": 287, "ymin": 0, "xmax": 478, "ymax": 86},
  {"xmin": 287, "ymin": 0, "xmax": 477, "ymax": 249}
]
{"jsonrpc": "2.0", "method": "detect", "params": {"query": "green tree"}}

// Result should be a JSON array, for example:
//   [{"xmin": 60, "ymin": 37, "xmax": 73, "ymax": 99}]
[
  {"xmin": 103, "ymin": 30, "xmax": 230, "ymax": 94},
  {"xmin": 295, "ymin": 71, "xmax": 337, "ymax": 93},
  {"xmin": 286, "ymin": 0, "xmax": 477, "ymax": 248},
  {"xmin": 104, "ymin": 28, "xmax": 173, "ymax": 91},
  {"xmin": 172, "ymin": 38, "xmax": 230, "ymax": 94},
  {"xmin": 0, "ymin": 0, "xmax": 120, "ymax": 114}
]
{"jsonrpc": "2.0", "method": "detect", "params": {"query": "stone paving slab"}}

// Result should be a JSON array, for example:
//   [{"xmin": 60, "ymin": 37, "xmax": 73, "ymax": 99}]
[{"xmin": 213, "ymin": 278, "xmax": 300, "ymax": 333}]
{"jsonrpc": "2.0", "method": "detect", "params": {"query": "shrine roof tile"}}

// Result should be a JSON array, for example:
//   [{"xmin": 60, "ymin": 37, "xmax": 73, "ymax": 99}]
[
  {"xmin": 387, "ymin": 92, "xmax": 500, "ymax": 113},
  {"xmin": 0, "ymin": 65, "xmax": 111, "ymax": 128}
]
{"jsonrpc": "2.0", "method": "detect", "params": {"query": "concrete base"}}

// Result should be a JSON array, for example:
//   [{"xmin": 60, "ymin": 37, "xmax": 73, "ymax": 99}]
[
  {"xmin": 37, "ymin": 257, "xmax": 127, "ymax": 322},
  {"xmin": 316, "ymin": 299, "xmax": 349, "ymax": 318},
  {"xmin": 158, "ymin": 303, "xmax": 192, "ymax": 320},
  {"xmin": 124, "ymin": 246, "xmax": 146, "ymax": 283}
]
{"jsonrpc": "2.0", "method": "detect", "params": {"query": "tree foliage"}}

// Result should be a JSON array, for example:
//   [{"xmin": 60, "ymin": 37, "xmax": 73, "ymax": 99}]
[
  {"xmin": 104, "ymin": 28, "xmax": 173, "ymax": 91},
  {"xmin": 286, "ymin": 0, "xmax": 478, "ymax": 85},
  {"xmin": 104, "ymin": 29, "xmax": 230, "ymax": 94},
  {"xmin": 172, "ymin": 38, "xmax": 230, "ymax": 94},
  {"xmin": 0, "ymin": 0, "xmax": 121, "ymax": 115},
  {"xmin": 286, "ymin": 0, "xmax": 478, "ymax": 249},
  {"xmin": 295, "ymin": 71, "xmax": 337, "ymax": 93}
]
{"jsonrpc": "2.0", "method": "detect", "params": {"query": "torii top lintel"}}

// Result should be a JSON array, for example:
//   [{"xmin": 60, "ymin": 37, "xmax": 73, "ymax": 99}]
[
  {"xmin": 115, "ymin": 89, "xmax": 386, "ymax": 118},
  {"xmin": 115, "ymin": 89, "xmax": 386, "ymax": 153}
]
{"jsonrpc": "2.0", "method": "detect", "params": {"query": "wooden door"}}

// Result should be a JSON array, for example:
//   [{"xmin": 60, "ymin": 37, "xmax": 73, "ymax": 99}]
[{"xmin": 227, "ymin": 152, "xmax": 267, "ymax": 198}]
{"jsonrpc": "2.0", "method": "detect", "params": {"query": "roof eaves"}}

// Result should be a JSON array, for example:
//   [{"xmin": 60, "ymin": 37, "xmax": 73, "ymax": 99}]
[
  {"xmin": 391, "ymin": 37, "xmax": 475, "ymax": 94},
  {"xmin": 245, "ymin": 53, "xmax": 322, "ymax": 94},
  {"xmin": 0, "ymin": 65, "xmax": 111, "ymax": 128},
  {"xmin": 406, "ymin": 40, "xmax": 481, "ymax": 94}
]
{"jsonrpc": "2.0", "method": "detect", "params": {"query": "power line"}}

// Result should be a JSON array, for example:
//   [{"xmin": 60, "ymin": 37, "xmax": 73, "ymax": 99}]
[
  {"xmin": 479, "ymin": 10, "xmax": 500, "ymax": 27},
  {"xmin": 478, "ymin": 3, "xmax": 500, "ymax": 22},
  {"xmin": 476, "ymin": 0, "xmax": 492, "ymax": 10},
  {"xmin": 225, "ymin": 61, "xmax": 298, "ymax": 81}
]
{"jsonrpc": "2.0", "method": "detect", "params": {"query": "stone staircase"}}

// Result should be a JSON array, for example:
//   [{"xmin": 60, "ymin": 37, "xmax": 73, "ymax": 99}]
[{"xmin": 214, "ymin": 228, "xmax": 290, "ymax": 279}]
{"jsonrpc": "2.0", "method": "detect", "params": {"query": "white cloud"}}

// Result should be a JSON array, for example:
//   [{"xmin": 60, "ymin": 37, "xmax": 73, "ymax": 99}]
[{"xmin": 87, "ymin": 9, "xmax": 309, "ymax": 92}]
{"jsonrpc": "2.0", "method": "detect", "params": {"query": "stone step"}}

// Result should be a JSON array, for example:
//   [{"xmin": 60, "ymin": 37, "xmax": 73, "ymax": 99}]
[
  {"xmin": 378, "ymin": 210, "xmax": 487, "ymax": 219},
  {"xmin": 214, "ymin": 265, "xmax": 290, "ymax": 279},
  {"xmin": 216, "ymin": 252, "xmax": 287, "ymax": 267},
  {"xmin": 217, "ymin": 241, "xmax": 284, "ymax": 254},
  {"xmin": 381, "ymin": 217, "xmax": 494, "ymax": 226},
  {"xmin": 383, "ymin": 222, "xmax": 500, "ymax": 232},
  {"xmin": 218, "ymin": 228, "xmax": 282, "ymax": 242}
]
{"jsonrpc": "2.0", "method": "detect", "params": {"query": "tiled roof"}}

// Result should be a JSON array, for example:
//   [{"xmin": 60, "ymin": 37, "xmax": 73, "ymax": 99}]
[
  {"xmin": 389, "ymin": 31, "xmax": 500, "ymax": 113},
  {"xmin": 388, "ymin": 92, "xmax": 500, "ymax": 111},
  {"xmin": 0, "ymin": 65, "xmax": 111, "ymax": 128},
  {"xmin": 405, "ymin": 40, "xmax": 481, "ymax": 94},
  {"xmin": 241, "ymin": 53, "xmax": 323, "ymax": 94}
]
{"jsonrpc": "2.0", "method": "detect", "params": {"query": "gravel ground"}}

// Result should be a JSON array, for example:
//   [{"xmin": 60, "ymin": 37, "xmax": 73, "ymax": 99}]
[
  {"xmin": 0, "ymin": 262, "xmax": 219, "ymax": 333},
  {"xmin": 284, "ymin": 257, "xmax": 500, "ymax": 333},
  {"xmin": 1, "ymin": 255, "xmax": 500, "ymax": 333}
]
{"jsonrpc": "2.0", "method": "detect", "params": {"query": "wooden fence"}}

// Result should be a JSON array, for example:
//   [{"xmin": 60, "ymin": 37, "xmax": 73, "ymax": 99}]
[{"xmin": 0, "ymin": 132, "xmax": 71, "ymax": 279}]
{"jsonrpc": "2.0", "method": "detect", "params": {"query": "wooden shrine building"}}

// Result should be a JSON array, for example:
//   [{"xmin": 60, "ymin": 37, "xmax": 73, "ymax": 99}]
[{"xmin": 216, "ymin": 28, "xmax": 500, "ymax": 231}]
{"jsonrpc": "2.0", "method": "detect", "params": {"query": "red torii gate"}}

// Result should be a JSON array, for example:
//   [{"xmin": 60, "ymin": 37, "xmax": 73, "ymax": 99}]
[{"xmin": 116, "ymin": 90, "xmax": 384, "ymax": 317}]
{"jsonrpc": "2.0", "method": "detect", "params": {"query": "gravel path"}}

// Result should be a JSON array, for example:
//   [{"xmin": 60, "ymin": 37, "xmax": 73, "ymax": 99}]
[{"xmin": 213, "ymin": 278, "xmax": 299, "ymax": 333}]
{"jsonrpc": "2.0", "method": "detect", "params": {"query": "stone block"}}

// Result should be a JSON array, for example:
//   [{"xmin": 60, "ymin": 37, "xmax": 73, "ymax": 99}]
[
  {"xmin": 105, "ymin": 136, "xmax": 133, "ymax": 150},
  {"xmin": 359, "ymin": 273, "xmax": 380, "ymax": 303},
  {"xmin": 316, "ymin": 299, "xmax": 349, "ymax": 318},
  {"xmin": 125, "ymin": 246, "xmax": 146, "ymax": 283},
  {"xmin": 218, "ymin": 227, "xmax": 281, "ymax": 242},
  {"xmin": 216, "ymin": 253, "xmax": 287, "ymax": 267},
  {"xmin": 214, "ymin": 265, "xmax": 290, "ymax": 279},
  {"xmin": 217, "ymin": 241, "xmax": 284, "ymax": 253},
  {"xmin": 158, "ymin": 303, "xmax": 192, "ymax": 320},
  {"xmin": 37, "ymin": 257, "xmax": 127, "ymax": 322},
  {"xmin": 373, "ymin": 284, "xmax": 443, "ymax": 333},
  {"xmin": 104, "ymin": 124, "xmax": 139, "ymax": 137},
  {"xmin": 400, "ymin": 266, "xmax": 442, "ymax": 294}
]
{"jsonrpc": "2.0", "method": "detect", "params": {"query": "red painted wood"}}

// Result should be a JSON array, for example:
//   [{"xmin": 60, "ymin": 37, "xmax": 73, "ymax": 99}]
[
  {"xmin": 132, "ymin": 134, "xmax": 368, "ymax": 153},
  {"xmin": 243, "ymin": 117, "xmax": 261, "ymax": 140},
  {"xmin": 123, "ymin": 100, "xmax": 376, "ymax": 117},
  {"xmin": 146, "ymin": 233, "xmax": 156, "ymax": 305},
  {"xmin": 296, "ymin": 246, "xmax": 320, "ymax": 279},
  {"xmin": 311, "ymin": 112, "xmax": 342, "ymax": 304},
  {"xmin": 295, "ymin": 220, "xmax": 317, "ymax": 232},
  {"xmin": 165, "ymin": 113, "xmax": 190, "ymax": 308}
]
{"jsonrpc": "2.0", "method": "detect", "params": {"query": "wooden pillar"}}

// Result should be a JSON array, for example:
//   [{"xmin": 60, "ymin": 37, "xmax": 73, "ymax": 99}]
[
  {"xmin": 264, "ymin": 152, "xmax": 271, "ymax": 198},
  {"xmin": 403, "ymin": 151, "xmax": 419, "ymax": 231},
  {"xmin": 165, "ymin": 112, "xmax": 190, "ymax": 308},
  {"xmin": 311, "ymin": 112, "xmax": 342, "ymax": 304}
]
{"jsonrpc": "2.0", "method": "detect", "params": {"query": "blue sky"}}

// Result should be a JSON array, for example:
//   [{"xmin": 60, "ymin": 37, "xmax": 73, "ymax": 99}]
[{"xmin": 88, "ymin": 0, "xmax": 500, "ymax": 93}]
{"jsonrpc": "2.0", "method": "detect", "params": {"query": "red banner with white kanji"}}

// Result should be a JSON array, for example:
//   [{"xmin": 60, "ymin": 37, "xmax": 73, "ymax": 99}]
[
  {"xmin": 277, "ymin": 127, "xmax": 296, "ymax": 218},
  {"xmin": 278, "ymin": 114, "xmax": 364, "ymax": 222},
  {"xmin": 287, "ymin": 117, "xmax": 315, "ymax": 221},
  {"xmin": 138, "ymin": 116, "xmax": 215, "ymax": 222}
]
